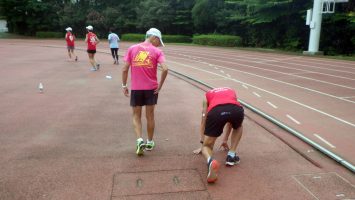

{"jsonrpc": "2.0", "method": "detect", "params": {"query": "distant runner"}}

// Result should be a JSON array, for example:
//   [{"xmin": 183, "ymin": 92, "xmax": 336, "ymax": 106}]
[
  {"xmin": 65, "ymin": 27, "xmax": 78, "ymax": 61},
  {"xmin": 122, "ymin": 28, "xmax": 168, "ymax": 156},
  {"xmin": 197, "ymin": 87, "xmax": 244, "ymax": 183},
  {"xmin": 108, "ymin": 29, "xmax": 120, "ymax": 64},
  {"xmin": 85, "ymin": 25, "xmax": 100, "ymax": 71}
]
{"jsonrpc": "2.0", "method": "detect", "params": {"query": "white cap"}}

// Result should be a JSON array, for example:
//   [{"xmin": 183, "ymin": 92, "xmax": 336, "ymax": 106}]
[
  {"xmin": 146, "ymin": 28, "xmax": 164, "ymax": 47},
  {"xmin": 86, "ymin": 25, "xmax": 93, "ymax": 31},
  {"xmin": 65, "ymin": 27, "xmax": 72, "ymax": 31}
]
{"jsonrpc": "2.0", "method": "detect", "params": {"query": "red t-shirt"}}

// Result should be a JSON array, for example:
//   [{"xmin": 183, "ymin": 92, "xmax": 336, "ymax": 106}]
[
  {"xmin": 86, "ymin": 32, "xmax": 97, "ymax": 50},
  {"xmin": 206, "ymin": 87, "xmax": 241, "ymax": 112},
  {"xmin": 65, "ymin": 32, "xmax": 75, "ymax": 47}
]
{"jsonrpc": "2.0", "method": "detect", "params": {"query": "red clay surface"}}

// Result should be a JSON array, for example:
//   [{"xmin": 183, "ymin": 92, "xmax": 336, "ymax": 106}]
[{"xmin": 0, "ymin": 39, "xmax": 354, "ymax": 200}]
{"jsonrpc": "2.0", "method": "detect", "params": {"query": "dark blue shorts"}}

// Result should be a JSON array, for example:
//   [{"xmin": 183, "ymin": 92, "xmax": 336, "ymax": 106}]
[
  {"xmin": 204, "ymin": 104, "xmax": 244, "ymax": 137},
  {"xmin": 130, "ymin": 90, "xmax": 158, "ymax": 107}
]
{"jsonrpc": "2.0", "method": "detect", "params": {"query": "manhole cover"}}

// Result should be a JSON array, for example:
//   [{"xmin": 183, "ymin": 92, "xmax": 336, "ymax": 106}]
[
  {"xmin": 293, "ymin": 172, "xmax": 355, "ymax": 200},
  {"xmin": 111, "ymin": 169, "xmax": 209, "ymax": 199}
]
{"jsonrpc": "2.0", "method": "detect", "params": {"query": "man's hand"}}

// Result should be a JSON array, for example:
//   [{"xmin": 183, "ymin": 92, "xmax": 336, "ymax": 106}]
[
  {"xmin": 154, "ymin": 87, "xmax": 160, "ymax": 94},
  {"xmin": 219, "ymin": 141, "xmax": 229, "ymax": 151},
  {"xmin": 193, "ymin": 147, "xmax": 202, "ymax": 155},
  {"xmin": 122, "ymin": 87, "xmax": 129, "ymax": 97}
]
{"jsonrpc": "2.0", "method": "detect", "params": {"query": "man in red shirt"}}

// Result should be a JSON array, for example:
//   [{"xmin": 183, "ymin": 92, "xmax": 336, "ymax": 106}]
[
  {"xmin": 198, "ymin": 87, "xmax": 244, "ymax": 183},
  {"xmin": 85, "ymin": 25, "xmax": 100, "ymax": 71},
  {"xmin": 65, "ymin": 27, "xmax": 78, "ymax": 61}
]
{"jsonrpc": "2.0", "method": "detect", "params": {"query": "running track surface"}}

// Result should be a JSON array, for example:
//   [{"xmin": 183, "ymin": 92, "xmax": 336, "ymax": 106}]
[{"xmin": 0, "ymin": 39, "xmax": 354, "ymax": 200}]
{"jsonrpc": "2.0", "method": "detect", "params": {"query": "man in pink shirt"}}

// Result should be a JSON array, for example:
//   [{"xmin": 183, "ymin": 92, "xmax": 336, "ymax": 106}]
[
  {"xmin": 197, "ymin": 87, "xmax": 244, "ymax": 183},
  {"xmin": 122, "ymin": 28, "xmax": 168, "ymax": 156}
]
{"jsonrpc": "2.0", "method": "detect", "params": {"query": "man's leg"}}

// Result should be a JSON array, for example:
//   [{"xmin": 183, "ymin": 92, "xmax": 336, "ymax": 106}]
[
  {"xmin": 132, "ymin": 106, "xmax": 145, "ymax": 155},
  {"xmin": 145, "ymin": 105, "xmax": 155, "ymax": 141},
  {"xmin": 230, "ymin": 125, "xmax": 242, "ymax": 151},
  {"xmin": 88, "ymin": 53, "xmax": 95, "ymax": 68},
  {"xmin": 132, "ymin": 106, "xmax": 143, "ymax": 139},
  {"xmin": 202, "ymin": 136, "xmax": 220, "ymax": 183},
  {"xmin": 145, "ymin": 105, "xmax": 155, "ymax": 150},
  {"xmin": 67, "ymin": 49, "xmax": 71, "ymax": 59},
  {"xmin": 226, "ymin": 125, "xmax": 243, "ymax": 166}
]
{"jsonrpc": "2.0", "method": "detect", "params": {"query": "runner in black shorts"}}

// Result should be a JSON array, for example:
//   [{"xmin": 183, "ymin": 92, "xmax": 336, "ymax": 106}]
[
  {"xmin": 195, "ymin": 87, "xmax": 244, "ymax": 183},
  {"xmin": 130, "ymin": 90, "xmax": 158, "ymax": 106},
  {"xmin": 87, "ymin": 49, "xmax": 96, "ymax": 54}
]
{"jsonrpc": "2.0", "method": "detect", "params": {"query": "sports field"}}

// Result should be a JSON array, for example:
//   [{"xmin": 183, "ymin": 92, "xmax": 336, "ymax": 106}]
[{"xmin": 0, "ymin": 39, "xmax": 354, "ymax": 200}]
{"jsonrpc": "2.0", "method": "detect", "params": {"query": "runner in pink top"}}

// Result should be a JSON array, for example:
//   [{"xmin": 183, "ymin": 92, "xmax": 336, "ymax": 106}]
[
  {"xmin": 124, "ymin": 41, "xmax": 165, "ymax": 90},
  {"xmin": 206, "ymin": 87, "xmax": 241, "ymax": 112},
  {"xmin": 194, "ymin": 87, "xmax": 244, "ymax": 183},
  {"xmin": 122, "ymin": 28, "xmax": 168, "ymax": 156}
]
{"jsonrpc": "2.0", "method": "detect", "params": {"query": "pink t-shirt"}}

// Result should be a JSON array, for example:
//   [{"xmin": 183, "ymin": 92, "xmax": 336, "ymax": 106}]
[
  {"xmin": 206, "ymin": 87, "xmax": 241, "ymax": 112},
  {"xmin": 124, "ymin": 42, "xmax": 165, "ymax": 90}
]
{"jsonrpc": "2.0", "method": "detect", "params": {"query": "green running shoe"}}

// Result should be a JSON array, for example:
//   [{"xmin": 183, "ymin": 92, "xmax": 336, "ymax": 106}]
[
  {"xmin": 136, "ymin": 140, "xmax": 146, "ymax": 156},
  {"xmin": 146, "ymin": 141, "xmax": 155, "ymax": 151}
]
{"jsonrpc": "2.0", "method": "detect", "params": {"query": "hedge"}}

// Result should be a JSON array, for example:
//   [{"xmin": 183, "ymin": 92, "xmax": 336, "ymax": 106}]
[
  {"xmin": 36, "ymin": 31, "xmax": 63, "ymax": 38},
  {"xmin": 163, "ymin": 35, "xmax": 192, "ymax": 43},
  {"xmin": 121, "ymin": 34, "xmax": 145, "ymax": 42},
  {"xmin": 122, "ymin": 33, "xmax": 192, "ymax": 43},
  {"xmin": 193, "ymin": 34, "xmax": 242, "ymax": 47}
]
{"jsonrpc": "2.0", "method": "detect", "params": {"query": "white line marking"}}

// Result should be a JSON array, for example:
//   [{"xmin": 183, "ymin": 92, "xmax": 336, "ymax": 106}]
[
  {"xmin": 253, "ymin": 92, "xmax": 261, "ymax": 98},
  {"xmin": 341, "ymin": 96, "xmax": 355, "ymax": 99},
  {"xmin": 170, "ymin": 56, "xmax": 355, "ymax": 104},
  {"xmin": 286, "ymin": 114, "xmax": 301, "ymax": 125},
  {"xmin": 314, "ymin": 134, "xmax": 336, "ymax": 148},
  {"xmin": 220, "ymin": 70, "xmax": 225, "ymax": 73},
  {"xmin": 168, "ymin": 61, "xmax": 355, "ymax": 127},
  {"xmin": 214, "ymin": 67, "xmax": 218, "ymax": 70},
  {"xmin": 292, "ymin": 176, "xmax": 320, "ymax": 200},
  {"xmin": 242, "ymin": 85, "xmax": 248, "ymax": 89},
  {"xmin": 267, "ymin": 101, "xmax": 278, "ymax": 109},
  {"xmin": 226, "ymin": 74, "xmax": 231, "ymax": 78}
]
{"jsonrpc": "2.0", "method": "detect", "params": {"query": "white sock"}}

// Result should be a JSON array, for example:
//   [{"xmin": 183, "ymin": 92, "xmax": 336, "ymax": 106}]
[{"xmin": 207, "ymin": 157, "xmax": 212, "ymax": 164}]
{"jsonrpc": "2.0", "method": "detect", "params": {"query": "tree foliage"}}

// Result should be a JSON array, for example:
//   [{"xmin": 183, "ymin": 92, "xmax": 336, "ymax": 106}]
[{"xmin": 0, "ymin": 0, "xmax": 353, "ymax": 54}]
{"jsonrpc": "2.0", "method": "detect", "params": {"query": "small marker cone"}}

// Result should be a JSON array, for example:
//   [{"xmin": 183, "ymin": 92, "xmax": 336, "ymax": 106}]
[{"xmin": 38, "ymin": 82, "xmax": 44, "ymax": 93}]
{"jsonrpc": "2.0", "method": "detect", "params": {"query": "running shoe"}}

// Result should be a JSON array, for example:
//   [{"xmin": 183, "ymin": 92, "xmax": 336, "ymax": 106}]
[
  {"xmin": 90, "ymin": 67, "xmax": 97, "ymax": 71},
  {"xmin": 75, "ymin": 56, "xmax": 78, "ymax": 61},
  {"xmin": 207, "ymin": 159, "xmax": 220, "ymax": 183},
  {"xmin": 96, "ymin": 64, "xmax": 100, "ymax": 70},
  {"xmin": 146, "ymin": 141, "xmax": 155, "ymax": 151},
  {"xmin": 136, "ymin": 140, "xmax": 146, "ymax": 156},
  {"xmin": 225, "ymin": 153, "xmax": 240, "ymax": 166}
]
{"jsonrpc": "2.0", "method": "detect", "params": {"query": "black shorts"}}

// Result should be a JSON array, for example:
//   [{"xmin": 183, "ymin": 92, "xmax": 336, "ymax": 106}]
[
  {"xmin": 87, "ymin": 49, "xmax": 96, "ymax": 54},
  {"xmin": 204, "ymin": 104, "xmax": 244, "ymax": 137},
  {"xmin": 67, "ymin": 46, "xmax": 74, "ymax": 50},
  {"xmin": 130, "ymin": 90, "xmax": 158, "ymax": 107}
]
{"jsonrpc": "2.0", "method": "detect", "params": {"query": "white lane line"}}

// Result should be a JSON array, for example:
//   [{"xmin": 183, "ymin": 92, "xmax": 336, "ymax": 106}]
[
  {"xmin": 253, "ymin": 92, "xmax": 261, "ymax": 98},
  {"xmin": 242, "ymin": 85, "xmax": 248, "ymax": 89},
  {"xmin": 175, "ymin": 51, "xmax": 355, "ymax": 79},
  {"xmin": 314, "ymin": 134, "xmax": 336, "ymax": 148},
  {"xmin": 220, "ymin": 70, "xmax": 225, "ymax": 73},
  {"xmin": 286, "ymin": 114, "xmax": 301, "ymax": 125},
  {"xmin": 267, "ymin": 101, "xmax": 278, "ymax": 109},
  {"xmin": 214, "ymin": 67, "xmax": 219, "ymax": 70},
  {"xmin": 341, "ymin": 96, "xmax": 355, "ymax": 99},
  {"xmin": 168, "ymin": 60, "xmax": 355, "ymax": 128},
  {"xmin": 292, "ymin": 176, "xmax": 320, "ymax": 200},
  {"xmin": 226, "ymin": 74, "xmax": 231, "ymax": 78},
  {"xmin": 168, "ymin": 55, "xmax": 355, "ymax": 104}
]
